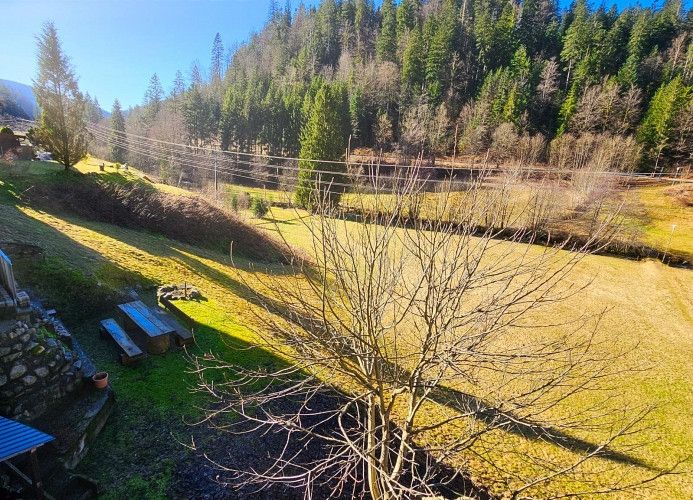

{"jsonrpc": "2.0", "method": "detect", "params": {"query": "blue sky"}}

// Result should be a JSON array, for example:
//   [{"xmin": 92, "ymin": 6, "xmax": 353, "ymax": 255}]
[
  {"xmin": 2, "ymin": 0, "xmax": 321, "ymax": 109},
  {"xmin": 2, "ymin": 0, "xmax": 690, "ymax": 110}
]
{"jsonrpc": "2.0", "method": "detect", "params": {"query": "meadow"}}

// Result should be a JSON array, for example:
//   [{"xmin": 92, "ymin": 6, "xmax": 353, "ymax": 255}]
[{"xmin": 0, "ymin": 158, "xmax": 691, "ymax": 497}]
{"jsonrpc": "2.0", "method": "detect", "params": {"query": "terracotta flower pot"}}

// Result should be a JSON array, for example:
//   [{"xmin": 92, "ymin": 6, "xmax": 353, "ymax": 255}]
[{"xmin": 93, "ymin": 371, "xmax": 109, "ymax": 389}]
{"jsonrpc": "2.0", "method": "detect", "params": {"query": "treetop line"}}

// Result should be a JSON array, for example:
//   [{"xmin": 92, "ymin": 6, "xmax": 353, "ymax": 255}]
[{"xmin": 110, "ymin": 0, "xmax": 691, "ymax": 177}]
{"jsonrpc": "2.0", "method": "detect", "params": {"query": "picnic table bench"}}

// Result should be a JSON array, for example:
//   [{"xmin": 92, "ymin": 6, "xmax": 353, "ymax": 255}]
[
  {"xmin": 100, "ymin": 319, "xmax": 145, "ymax": 365},
  {"xmin": 117, "ymin": 301, "xmax": 173, "ymax": 354},
  {"xmin": 146, "ymin": 304, "xmax": 194, "ymax": 347}
]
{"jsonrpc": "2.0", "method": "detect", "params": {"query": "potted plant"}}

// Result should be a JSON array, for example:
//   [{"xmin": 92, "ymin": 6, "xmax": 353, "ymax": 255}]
[{"xmin": 92, "ymin": 371, "xmax": 109, "ymax": 389}]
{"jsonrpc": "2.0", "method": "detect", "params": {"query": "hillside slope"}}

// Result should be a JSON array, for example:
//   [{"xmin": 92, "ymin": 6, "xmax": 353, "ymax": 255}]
[{"xmin": 0, "ymin": 79, "xmax": 37, "ymax": 119}]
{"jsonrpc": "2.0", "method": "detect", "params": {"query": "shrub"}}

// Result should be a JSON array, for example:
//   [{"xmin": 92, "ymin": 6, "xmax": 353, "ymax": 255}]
[
  {"xmin": 250, "ymin": 196, "xmax": 269, "ymax": 218},
  {"xmin": 0, "ymin": 126, "xmax": 13, "ymax": 135}
]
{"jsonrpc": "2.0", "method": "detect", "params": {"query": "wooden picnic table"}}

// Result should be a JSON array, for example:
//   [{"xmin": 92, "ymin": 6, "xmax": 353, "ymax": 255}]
[{"xmin": 117, "ymin": 301, "xmax": 173, "ymax": 354}]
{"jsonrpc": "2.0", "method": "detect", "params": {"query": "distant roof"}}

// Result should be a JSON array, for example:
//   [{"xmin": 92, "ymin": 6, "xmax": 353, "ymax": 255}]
[{"xmin": 0, "ymin": 416, "xmax": 55, "ymax": 462}]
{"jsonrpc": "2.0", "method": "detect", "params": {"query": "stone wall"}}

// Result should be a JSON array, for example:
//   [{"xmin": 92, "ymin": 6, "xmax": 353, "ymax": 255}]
[{"xmin": 0, "ymin": 316, "xmax": 84, "ymax": 421}]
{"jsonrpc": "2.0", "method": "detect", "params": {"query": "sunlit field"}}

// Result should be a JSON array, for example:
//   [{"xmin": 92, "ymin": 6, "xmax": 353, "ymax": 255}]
[{"xmin": 1, "ymin": 159, "xmax": 691, "ymax": 497}]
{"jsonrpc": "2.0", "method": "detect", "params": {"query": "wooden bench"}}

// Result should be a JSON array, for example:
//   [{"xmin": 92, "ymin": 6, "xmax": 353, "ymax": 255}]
[
  {"xmin": 100, "ymin": 319, "xmax": 145, "ymax": 365},
  {"xmin": 117, "ymin": 301, "xmax": 173, "ymax": 355},
  {"xmin": 152, "ymin": 306, "xmax": 194, "ymax": 347},
  {"xmin": 158, "ymin": 298, "xmax": 197, "ymax": 346}
]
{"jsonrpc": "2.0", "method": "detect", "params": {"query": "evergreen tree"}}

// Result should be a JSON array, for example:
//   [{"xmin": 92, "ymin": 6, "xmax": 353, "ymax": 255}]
[
  {"xmin": 561, "ymin": 0, "xmax": 593, "ymax": 85},
  {"xmin": 84, "ymin": 93, "xmax": 103, "ymax": 123},
  {"xmin": 211, "ymin": 33, "xmax": 224, "ymax": 82},
  {"xmin": 474, "ymin": 0, "xmax": 517, "ymax": 72},
  {"xmin": 517, "ymin": 0, "xmax": 559, "ymax": 58},
  {"xmin": 396, "ymin": 0, "xmax": 420, "ymax": 38},
  {"xmin": 109, "ymin": 99, "xmax": 127, "ymax": 164},
  {"xmin": 402, "ymin": 24, "xmax": 425, "ymax": 95},
  {"xmin": 183, "ymin": 84, "xmax": 215, "ymax": 146},
  {"xmin": 190, "ymin": 61, "xmax": 204, "ymax": 87},
  {"xmin": 425, "ymin": 0, "xmax": 458, "ymax": 104},
  {"xmin": 637, "ymin": 75, "xmax": 693, "ymax": 170},
  {"xmin": 376, "ymin": 0, "xmax": 397, "ymax": 63},
  {"xmin": 295, "ymin": 82, "xmax": 349, "ymax": 209},
  {"xmin": 143, "ymin": 73, "xmax": 163, "ymax": 125},
  {"xmin": 354, "ymin": 0, "xmax": 373, "ymax": 57},
  {"xmin": 617, "ymin": 12, "xmax": 650, "ymax": 88},
  {"xmin": 32, "ymin": 21, "xmax": 88, "ymax": 171},
  {"xmin": 171, "ymin": 70, "xmax": 186, "ymax": 100}
]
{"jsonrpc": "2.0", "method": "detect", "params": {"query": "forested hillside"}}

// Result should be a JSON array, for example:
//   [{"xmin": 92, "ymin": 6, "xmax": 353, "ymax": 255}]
[{"xmin": 112, "ymin": 0, "xmax": 693, "ymax": 176}]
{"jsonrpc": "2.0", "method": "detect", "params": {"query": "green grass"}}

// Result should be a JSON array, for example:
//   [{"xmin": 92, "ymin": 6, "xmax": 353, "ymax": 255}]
[
  {"xmin": 1, "ymin": 159, "xmax": 691, "ymax": 497},
  {"xmin": 633, "ymin": 185, "xmax": 693, "ymax": 258}
]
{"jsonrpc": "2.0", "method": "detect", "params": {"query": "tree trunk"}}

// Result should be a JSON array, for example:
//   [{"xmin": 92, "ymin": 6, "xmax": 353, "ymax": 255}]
[{"xmin": 367, "ymin": 393, "xmax": 383, "ymax": 500}]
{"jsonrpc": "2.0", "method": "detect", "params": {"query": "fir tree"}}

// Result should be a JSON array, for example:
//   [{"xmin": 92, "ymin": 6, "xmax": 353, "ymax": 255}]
[
  {"xmin": 142, "ymin": 73, "xmax": 163, "ymax": 125},
  {"xmin": 425, "ymin": 0, "xmax": 458, "ymax": 105},
  {"xmin": 32, "ymin": 21, "xmax": 88, "ymax": 171},
  {"xmin": 396, "ymin": 0, "xmax": 420, "ymax": 38},
  {"xmin": 376, "ymin": 0, "xmax": 397, "ymax": 63},
  {"xmin": 211, "ymin": 33, "xmax": 224, "ymax": 82},
  {"xmin": 637, "ymin": 76, "xmax": 693, "ymax": 170},
  {"xmin": 109, "ymin": 99, "xmax": 127, "ymax": 164},
  {"xmin": 295, "ymin": 82, "xmax": 348, "ymax": 209},
  {"xmin": 402, "ymin": 24, "xmax": 425, "ymax": 95},
  {"xmin": 171, "ymin": 70, "xmax": 186, "ymax": 100}
]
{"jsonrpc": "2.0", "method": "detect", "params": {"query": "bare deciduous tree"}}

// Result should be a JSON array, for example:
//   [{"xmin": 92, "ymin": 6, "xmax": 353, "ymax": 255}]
[{"xmin": 191, "ymin": 167, "xmax": 678, "ymax": 499}]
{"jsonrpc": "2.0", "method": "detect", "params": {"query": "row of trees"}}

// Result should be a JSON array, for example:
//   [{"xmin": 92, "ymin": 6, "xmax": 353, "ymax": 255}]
[{"xmin": 110, "ymin": 0, "xmax": 692, "ymax": 178}]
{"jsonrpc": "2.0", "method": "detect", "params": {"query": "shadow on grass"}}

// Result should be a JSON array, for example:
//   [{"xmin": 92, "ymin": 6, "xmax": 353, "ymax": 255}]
[
  {"xmin": 0, "ymin": 174, "xmax": 657, "ymax": 480},
  {"xmin": 167, "ymin": 248, "xmax": 658, "ymax": 472}
]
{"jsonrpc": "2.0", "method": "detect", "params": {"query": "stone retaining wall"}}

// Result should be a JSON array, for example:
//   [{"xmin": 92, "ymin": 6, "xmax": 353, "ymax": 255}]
[{"xmin": 0, "ymin": 316, "xmax": 83, "ymax": 421}]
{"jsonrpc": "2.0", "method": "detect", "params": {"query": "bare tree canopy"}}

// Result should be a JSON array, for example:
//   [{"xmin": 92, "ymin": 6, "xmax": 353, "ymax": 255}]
[{"xmin": 191, "ymin": 166, "xmax": 681, "ymax": 499}]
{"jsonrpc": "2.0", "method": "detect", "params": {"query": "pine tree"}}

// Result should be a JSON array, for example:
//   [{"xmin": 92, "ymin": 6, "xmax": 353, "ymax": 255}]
[
  {"xmin": 376, "ymin": 0, "xmax": 397, "ymax": 63},
  {"xmin": 617, "ymin": 12, "xmax": 650, "ymax": 88},
  {"xmin": 474, "ymin": 0, "xmax": 517, "ymax": 72},
  {"xmin": 354, "ymin": 0, "xmax": 373, "ymax": 58},
  {"xmin": 142, "ymin": 73, "xmax": 163, "ymax": 126},
  {"xmin": 189, "ymin": 61, "xmax": 204, "ymax": 87},
  {"xmin": 396, "ymin": 0, "xmax": 420, "ymax": 38},
  {"xmin": 637, "ymin": 76, "xmax": 693, "ymax": 170},
  {"xmin": 295, "ymin": 82, "xmax": 348, "ymax": 209},
  {"xmin": 110, "ymin": 99, "xmax": 127, "ymax": 164},
  {"xmin": 211, "ymin": 33, "xmax": 224, "ymax": 82},
  {"xmin": 517, "ymin": 0, "xmax": 559, "ymax": 58},
  {"xmin": 561, "ymin": 0, "xmax": 592, "ymax": 85},
  {"xmin": 183, "ymin": 84, "xmax": 214, "ymax": 146},
  {"xmin": 32, "ymin": 21, "xmax": 88, "ymax": 171},
  {"xmin": 425, "ymin": 0, "xmax": 458, "ymax": 105},
  {"xmin": 402, "ymin": 24, "xmax": 425, "ymax": 95},
  {"xmin": 502, "ymin": 45, "xmax": 532, "ymax": 124},
  {"xmin": 171, "ymin": 70, "xmax": 186, "ymax": 99}
]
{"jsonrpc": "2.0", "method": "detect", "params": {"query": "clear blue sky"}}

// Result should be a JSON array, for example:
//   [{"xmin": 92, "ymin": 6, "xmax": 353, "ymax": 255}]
[
  {"xmin": 1, "ymin": 0, "xmax": 321, "ymax": 109},
  {"xmin": 2, "ymin": 0, "xmax": 690, "ymax": 110}
]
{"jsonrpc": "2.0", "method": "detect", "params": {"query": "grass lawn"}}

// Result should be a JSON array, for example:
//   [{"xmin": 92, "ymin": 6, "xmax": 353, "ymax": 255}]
[{"xmin": 1, "ymin": 159, "xmax": 691, "ymax": 497}]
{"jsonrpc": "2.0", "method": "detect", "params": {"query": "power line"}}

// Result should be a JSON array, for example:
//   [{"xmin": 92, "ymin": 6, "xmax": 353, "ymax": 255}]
[
  {"xmin": 8, "ymin": 116, "xmax": 692, "ymax": 184},
  {"xmin": 87, "ymin": 121, "xmax": 693, "ymax": 184}
]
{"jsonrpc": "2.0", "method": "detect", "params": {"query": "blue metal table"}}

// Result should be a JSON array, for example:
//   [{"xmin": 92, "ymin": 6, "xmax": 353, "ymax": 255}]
[{"xmin": 0, "ymin": 416, "xmax": 54, "ymax": 498}]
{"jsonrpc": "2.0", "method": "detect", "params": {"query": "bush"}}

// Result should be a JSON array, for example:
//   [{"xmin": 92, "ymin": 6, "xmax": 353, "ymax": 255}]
[
  {"xmin": 0, "ymin": 127, "xmax": 13, "ymax": 135},
  {"xmin": 250, "ymin": 196, "xmax": 269, "ymax": 218}
]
